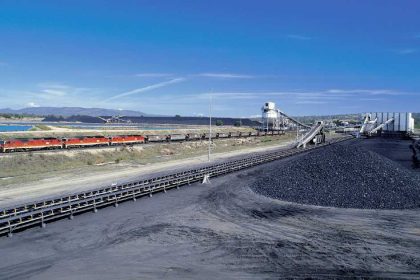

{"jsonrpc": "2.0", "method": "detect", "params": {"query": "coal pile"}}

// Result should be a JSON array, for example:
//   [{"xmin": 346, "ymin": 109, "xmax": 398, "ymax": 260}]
[{"xmin": 251, "ymin": 144, "xmax": 420, "ymax": 209}]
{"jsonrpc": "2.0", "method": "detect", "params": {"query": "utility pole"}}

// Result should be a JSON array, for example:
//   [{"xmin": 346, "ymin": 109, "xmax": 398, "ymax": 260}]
[{"xmin": 208, "ymin": 94, "xmax": 212, "ymax": 162}]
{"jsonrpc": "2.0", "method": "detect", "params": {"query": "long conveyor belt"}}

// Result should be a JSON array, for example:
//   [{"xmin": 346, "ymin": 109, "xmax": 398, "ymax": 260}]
[{"xmin": 277, "ymin": 111, "xmax": 311, "ymax": 128}]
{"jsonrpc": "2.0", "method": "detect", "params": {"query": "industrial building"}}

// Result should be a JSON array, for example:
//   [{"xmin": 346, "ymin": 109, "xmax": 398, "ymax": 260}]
[
  {"xmin": 261, "ymin": 102, "xmax": 308, "ymax": 131},
  {"xmin": 360, "ymin": 112, "xmax": 415, "ymax": 136},
  {"xmin": 261, "ymin": 102, "xmax": 282, "ymax": 131}
]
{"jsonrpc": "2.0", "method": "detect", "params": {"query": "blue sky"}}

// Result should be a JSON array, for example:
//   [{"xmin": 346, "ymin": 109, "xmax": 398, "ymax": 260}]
[{"xmin": 0, "ymin": 0, "xmax": 419, "ymax": 117}]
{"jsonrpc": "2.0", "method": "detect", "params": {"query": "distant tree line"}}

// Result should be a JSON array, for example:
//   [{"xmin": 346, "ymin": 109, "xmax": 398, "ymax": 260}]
[
  {"xmin": 294, "ymin": 114, "xmax": 362, "ymax": 124},
  {"xmin": 0, "ymin": 113, "xmax": 37, "ymax": 119}
]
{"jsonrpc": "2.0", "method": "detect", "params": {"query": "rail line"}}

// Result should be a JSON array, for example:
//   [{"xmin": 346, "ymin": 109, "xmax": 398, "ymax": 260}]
[
  {"xmin": 0, "ymin": 130, "xmax": 286, "ymax": 155},
  {"xmin": 0, "ymin": 135, "xmax": 353, "ymax": 237}
]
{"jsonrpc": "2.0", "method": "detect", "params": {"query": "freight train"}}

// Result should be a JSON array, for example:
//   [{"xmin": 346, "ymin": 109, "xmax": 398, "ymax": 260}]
[{"xmin": 0, "ymin": 130, "xmax": 283, "ymax": 153}]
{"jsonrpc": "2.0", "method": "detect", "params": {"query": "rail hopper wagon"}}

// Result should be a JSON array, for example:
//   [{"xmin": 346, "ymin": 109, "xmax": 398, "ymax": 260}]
[
  {"xmin": 216, "ymin": 132, "xmax": 229, "ymax": 139},
  {"xmin": 186, "ymin": 133, "xmax": 202, "ymax": 141},
  {"xmin": 167, "ymin": 134, "xmax": 187, "ymax": 142},
  {"xmin": 145, "ymin": 135, "xmax": 169, "ymax": 143}
]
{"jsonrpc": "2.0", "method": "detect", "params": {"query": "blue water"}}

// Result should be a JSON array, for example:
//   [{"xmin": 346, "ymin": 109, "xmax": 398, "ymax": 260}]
[{"xmin": 0, "ymin": 125, "xmax": 33, "ymax": 132}]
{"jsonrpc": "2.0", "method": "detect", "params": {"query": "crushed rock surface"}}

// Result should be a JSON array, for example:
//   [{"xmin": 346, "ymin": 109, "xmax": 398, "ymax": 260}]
[{"xmin": 251, "ymin": 143, "xmax": 420, "ymax": 209}]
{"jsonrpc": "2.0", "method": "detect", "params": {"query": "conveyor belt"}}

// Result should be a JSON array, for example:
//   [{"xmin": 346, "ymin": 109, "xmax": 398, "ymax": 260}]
[
  {"xmin": 296, "ymin": 122, "xmax": 324, "ymax": 148},
  {"xmin": 368, "ymin": 118, "xmax": 394, "ymax": 135},
  {"xmin": 277, "ymin": 111, "xmax": 311, "ymax": 128},
  {"xmin": 0, "ymin": 135, "xmax": 353, "ymax": 237}
]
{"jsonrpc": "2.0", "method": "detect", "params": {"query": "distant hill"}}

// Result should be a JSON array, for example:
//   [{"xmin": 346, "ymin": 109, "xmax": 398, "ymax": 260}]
[{"xmin": 0, "ymin": 107, "xmax": 150, "ymax": 117}]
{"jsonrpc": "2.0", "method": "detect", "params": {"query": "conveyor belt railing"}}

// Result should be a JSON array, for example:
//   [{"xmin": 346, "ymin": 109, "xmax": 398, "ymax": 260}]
[
  {"xmin": 368, "ymin": 118, "xmax": 394, "ymax": 135},
  {"xmin": 0, "ymin": 136, "xmax": 353, "ymax": 237},
  {"xmin": 277, "ymin": 110, "xmax": 311, "ymax": 128},
  {"xmin": 296, "ymin": 121, "xmax": 324, "ymax": 148}
]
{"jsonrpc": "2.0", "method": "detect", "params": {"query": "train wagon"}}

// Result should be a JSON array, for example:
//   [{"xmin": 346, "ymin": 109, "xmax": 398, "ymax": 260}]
[
  {"xmin": 201, "ymin": 133, "xmax": 217, "ymax": 140},
  {"xmin": 229, "ymin": 132, "xmax": 242, "ymax": 138},
  {"xmin": 145, "ymin": 135, "xmax": 167, "ymax": 143},
  {"xmin": 168, "ymin": 134, "xmax": 186, "ymax": 142},
  {"xmin": 110, "ymin": 135, "xmax": 145, "ymax": 145},
  {"xmin": 63, "ymin": 136, "xmax": 109, "ymax": 148},
  {"xmin": 215, "ymin": 133, "xmax": 228, "ymax": 139},
  {"xmin": 0, "ymin": 138, "xmax": 63, "ymax": 152},
  {"xmin": 186, "ymin": 133, "xmax": 201, "ymax": 141}
]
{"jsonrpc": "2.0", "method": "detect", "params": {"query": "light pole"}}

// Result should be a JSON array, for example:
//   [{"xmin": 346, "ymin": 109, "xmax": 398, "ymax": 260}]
[{"xmin": 208, "ymin": 94, "xmax": 212, "ymax": 162}]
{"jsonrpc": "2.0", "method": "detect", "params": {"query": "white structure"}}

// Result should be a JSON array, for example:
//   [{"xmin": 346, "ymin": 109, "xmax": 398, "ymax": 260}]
[
  {"xmin": 261, "ymin": 102, "xmax": 310, "ymax": 131},
  {"xmin": 261, "ymin": 102, "xmax": 291, "ymax": 131},
  {"xmin": 360, "ymin": 112, "xmax": 415, "ymax": 136},
  {"xmin": 261, "ymin": 102, "xmax": 280, "ymax": 131},
  {"xmin": 296, "ymin": 121, "xmax": 325, "ymax": 148}
]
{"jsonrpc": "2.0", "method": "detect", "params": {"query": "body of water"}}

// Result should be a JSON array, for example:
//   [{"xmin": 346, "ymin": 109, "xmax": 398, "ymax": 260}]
[{"xmin": 0, "ymin": 125, "xmax": 33, "ymax": 132}]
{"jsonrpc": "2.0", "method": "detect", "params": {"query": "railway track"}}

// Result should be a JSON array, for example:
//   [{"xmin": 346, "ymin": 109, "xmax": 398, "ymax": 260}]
[{"xmin": 0, "ymin": 135, "xmax": 353, "ymax": 237}]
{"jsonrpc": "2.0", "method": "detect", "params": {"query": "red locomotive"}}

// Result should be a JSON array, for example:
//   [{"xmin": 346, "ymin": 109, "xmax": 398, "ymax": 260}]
[
  {"xmin": 63, "ymin": 136, "xmax": 109, "ymax": 148},
  {"xmin": 109, "ymin": 135, "xmax": 145, "ymax": 145},
  {"xmin": 0, "ymin": 138, "xmax": 63, "ymax": 152}
]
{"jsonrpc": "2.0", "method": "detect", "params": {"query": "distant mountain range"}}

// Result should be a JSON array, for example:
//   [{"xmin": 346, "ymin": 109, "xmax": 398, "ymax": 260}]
[{"xmin": 0, "ymin": 107, "xmax": 151, "ymax": 117}]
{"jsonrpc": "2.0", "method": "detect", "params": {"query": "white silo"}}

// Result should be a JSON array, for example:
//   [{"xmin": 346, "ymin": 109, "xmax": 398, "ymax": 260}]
[{"xmin": 261, "ymin": 102, "xmax": 280, "ymax": 131}]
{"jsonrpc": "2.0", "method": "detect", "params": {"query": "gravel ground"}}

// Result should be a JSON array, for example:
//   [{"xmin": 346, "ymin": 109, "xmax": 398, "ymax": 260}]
[
  {"xmin": 1, "ymin": 169, "xmax": 419, "ymax": 279},
  {"xmin": 0, "ymin": 139, "xmax": 419, "ymax": 279},
  {"xmin": 251, "ymin": 140, "xmax": 420, "ymax": 209}
]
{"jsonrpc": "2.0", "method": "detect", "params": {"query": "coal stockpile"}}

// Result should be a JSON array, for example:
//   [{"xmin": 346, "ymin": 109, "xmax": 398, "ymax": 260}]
[{"xmin": 251, "ymin": 143, "xmax": 420, "ymax": 209}]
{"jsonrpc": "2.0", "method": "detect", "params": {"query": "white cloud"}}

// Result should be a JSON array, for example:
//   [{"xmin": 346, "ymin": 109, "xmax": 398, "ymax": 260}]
[
  {"xmin": 27, "ymin": 102, "xmax": 40, "ymax": 108},
  {"xmin": 37, "ymin": 82, "xmax": 70, "ymax": 89},
  {"xmin": 118, "ymin": 72, "xmax": 260, "ymax": 80},
  {"xmin": 32, "ymin": 82, "xmax": 92, "ymax": 100},
  {"xmin": 135, "ymin": 73, "xmax": 173, "ymax": 78},
  {"xmin": 286, "ymin": 34, "xmax": 312, "ymax": 40},
  {"xmin": 198, "ymin": 90, "xmax": 342, "ymax": 100},
  {"xmin": 359, "ymin": 98, "xmax": 385, "ymax": 101},
  {"xmin": 191, "ymin": 88, "xmax": 411, "ymax": 105},
  {"xmin": 295, "ymin": 100, "xmax": 328, "ymax": 104},
  {"xmin": 394, "ymin": 48, "xmax": 417, "ymax": 55},
  {"xmin": 105, "ymin": 78, "xmax": 186, "ymax": 102},
  {"xmin": 42, "ymin": 89, "xmax": 67, "ymax": 97},
  {"xmin": 326, "ymin": 89, "xmax": 398, "ymax": 95},
  {"xmin": 197, "ymin": 73, "xmax": 255, "ymax": 79}
]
